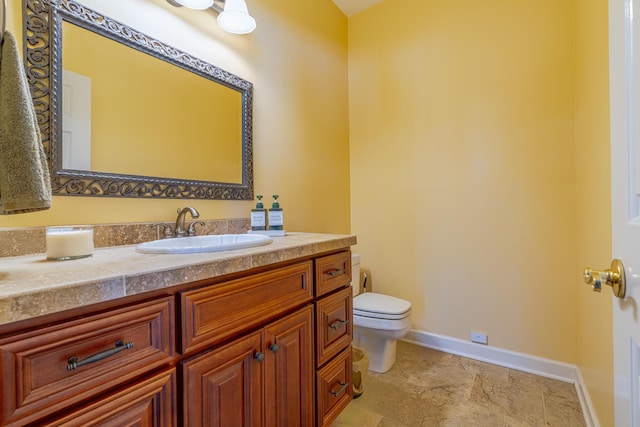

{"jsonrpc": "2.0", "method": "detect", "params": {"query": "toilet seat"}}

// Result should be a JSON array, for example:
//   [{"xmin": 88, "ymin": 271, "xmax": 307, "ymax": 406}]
[{"xmin": 353, "ymin": 292, "xmax": 412, "ymax": 320}]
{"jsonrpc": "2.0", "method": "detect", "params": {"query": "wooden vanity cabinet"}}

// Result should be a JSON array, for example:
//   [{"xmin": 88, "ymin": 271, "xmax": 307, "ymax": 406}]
[{"xmin": 0, "ymin": 248, "xmax": 354, "ymax": 427}]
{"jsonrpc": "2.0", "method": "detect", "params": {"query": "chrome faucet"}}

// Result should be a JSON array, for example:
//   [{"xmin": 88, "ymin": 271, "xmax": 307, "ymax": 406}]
[{"xmin": 175, "ymin": 206, "xmax": 200, "ymax": 237}]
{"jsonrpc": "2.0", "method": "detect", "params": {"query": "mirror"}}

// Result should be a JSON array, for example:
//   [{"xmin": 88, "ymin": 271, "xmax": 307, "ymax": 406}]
[{"xmin": 24, "ymin": 0, "xmax": 254, "ymax": 199}]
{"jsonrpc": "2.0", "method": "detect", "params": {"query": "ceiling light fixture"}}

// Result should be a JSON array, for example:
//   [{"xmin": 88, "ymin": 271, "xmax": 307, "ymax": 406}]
[
  {"xmin": 216, "ymin": 0, "xmax": 256, "ymax": 34},
  {"xmin": 167, "ymin": 0, "xmax": 256, "ymax": 34}
]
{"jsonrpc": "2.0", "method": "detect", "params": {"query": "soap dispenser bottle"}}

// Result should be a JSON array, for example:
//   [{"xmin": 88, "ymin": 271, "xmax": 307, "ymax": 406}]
[
  {"xmin": 251, "ymin": 195, "xmax": 267, "ymax": 231},
  {"xmin": 268, "ymin": 194, "xmax": 284, "ymax": 230}
]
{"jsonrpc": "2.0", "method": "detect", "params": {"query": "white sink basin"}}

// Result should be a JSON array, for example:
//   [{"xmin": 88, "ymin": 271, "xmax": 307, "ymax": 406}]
[{"xmin": 136, "ymin": 234, "xmax": 273, "ymax": 254}]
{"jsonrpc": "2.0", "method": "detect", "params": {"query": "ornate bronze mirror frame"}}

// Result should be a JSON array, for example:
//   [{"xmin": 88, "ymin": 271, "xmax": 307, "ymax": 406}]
[{"xmin": 23, "ymin": 0, "xmax": 254, "ymax": 199}]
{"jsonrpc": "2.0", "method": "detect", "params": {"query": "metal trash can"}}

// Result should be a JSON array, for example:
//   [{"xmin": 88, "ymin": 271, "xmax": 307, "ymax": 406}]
[{"xmin": 352, "ymin": 346, "xmax": 369, "ymax": 398}]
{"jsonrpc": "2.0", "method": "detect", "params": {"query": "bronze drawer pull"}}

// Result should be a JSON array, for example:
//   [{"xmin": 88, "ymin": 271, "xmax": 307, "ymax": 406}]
[
  {"xmin": 329, "ymin": 319, "xmax": 349, "ymax": 330},
  {"xmin": 67, "ymin": 340, "xmax": 134, "ymax": 371},
  {"xmin": 329, "ymin": 381, "xmax": 348, "ymax": 397},
  {"xmin": 326, "ymin": 268, "xmax": 346, "ymax": 277}
]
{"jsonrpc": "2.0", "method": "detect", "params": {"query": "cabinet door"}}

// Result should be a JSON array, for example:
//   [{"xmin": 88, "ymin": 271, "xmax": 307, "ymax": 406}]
[
  {"xmin": 43, "ymin": 368, "xmax": 175, "ymax": 427},
  {"xmin": 264, "ymin": 305, "xmax": 314, "ymax": 427},
  {"xmin": 182, "ymin": 330, "xmax": 263, "ymax": 427}
]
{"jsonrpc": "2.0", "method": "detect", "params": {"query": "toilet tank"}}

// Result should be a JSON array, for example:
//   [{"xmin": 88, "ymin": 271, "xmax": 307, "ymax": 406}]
[{"xmin": 351, "ymin": 253, "xmax": 361, "ymax": 296}]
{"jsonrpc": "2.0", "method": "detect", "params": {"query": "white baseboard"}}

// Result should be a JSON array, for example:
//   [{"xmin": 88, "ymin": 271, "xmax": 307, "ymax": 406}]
[{"xmin": 404, "ymin": 329, "xmax": 599, "ymax": 427}]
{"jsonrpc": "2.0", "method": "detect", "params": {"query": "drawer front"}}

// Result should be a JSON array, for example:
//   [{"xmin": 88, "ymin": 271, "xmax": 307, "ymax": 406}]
[
  {"xmin": 315, "ymin": 251, "xmax": 351, "ymax": 297},
  {"xmin": 316, "ymin": 346, "xmax": 352, "ymax": 427},
  {"xmin": 0, "ymin": 297, "xmax": 174, "ymax": 427},
  {"xmin": 315, "ymin": 286, "xmax": 353, "ymax": 367},
  {"xmin": 46, "ymin": 368, "xmax": 176, "ymax": 427},
  {"xmin": 180, "ymin": 261, "xmax": 313, "ymax": 354}
]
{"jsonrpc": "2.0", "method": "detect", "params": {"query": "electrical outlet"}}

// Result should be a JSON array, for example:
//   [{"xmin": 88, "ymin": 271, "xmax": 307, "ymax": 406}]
[{"xmin": 470, "ymin": 332, "xmax": 488, "ymax": 345}]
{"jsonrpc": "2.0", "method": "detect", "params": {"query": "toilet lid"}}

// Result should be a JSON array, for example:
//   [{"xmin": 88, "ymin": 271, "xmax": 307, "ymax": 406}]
[{"xmin": 353, "ymin": 292, "xmax": 412, "ymax": 320}]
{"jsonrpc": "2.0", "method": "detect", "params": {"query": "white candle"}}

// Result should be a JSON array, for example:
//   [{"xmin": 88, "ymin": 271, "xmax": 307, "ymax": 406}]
[{"xmin": 46, "ymin": 226, "xmax": 94, "ymax": 260}]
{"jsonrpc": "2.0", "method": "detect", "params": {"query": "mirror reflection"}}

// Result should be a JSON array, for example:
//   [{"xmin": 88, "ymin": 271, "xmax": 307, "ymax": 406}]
[
  {"xmin": 24, "ymin": 0, "xmax": 254, "ymax": 199},
  {"xmin": 62, "ymin": 21, "xmax": 243, "ymax": 183}
]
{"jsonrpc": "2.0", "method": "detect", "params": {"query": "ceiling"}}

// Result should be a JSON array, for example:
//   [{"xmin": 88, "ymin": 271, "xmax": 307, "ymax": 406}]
[{"xmin": 331, "ymin": 0, "xmax": 384, "ymax": 17}]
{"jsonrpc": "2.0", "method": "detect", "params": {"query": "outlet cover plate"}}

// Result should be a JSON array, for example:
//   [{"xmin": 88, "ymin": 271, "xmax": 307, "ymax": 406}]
[{"xmin": 470, "ymin": 332, "xmax": 488, "ymax": 345}]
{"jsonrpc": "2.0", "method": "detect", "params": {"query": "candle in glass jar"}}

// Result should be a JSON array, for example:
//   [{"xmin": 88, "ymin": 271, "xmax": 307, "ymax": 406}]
[{"xmin": 46, "ymin": 226, "xmax": 94, "ymax": 260}]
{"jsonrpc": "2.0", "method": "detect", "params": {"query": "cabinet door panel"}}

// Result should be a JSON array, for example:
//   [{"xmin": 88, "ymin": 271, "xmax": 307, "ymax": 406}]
[
  {"xmin": 264, "ymin": 305, "xmax": 314, "ymax": 427},
  {"xmin": 182, "ymin": 330, "xmax": 263, "ymax": 427},
  {"xmin": 45, "ymin": 368, "xmax": 176, "ymax": 427}
]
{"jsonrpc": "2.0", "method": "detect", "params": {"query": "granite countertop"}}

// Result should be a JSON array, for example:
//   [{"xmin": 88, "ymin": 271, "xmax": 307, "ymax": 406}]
[{"xmin": 0, "ymin": 232, "xmax": 357, "ymax": 325}]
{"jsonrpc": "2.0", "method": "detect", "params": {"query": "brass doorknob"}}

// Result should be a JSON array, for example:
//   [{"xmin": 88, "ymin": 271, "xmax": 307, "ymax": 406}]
[{"xmin": 583, "ymin": 259, "xmax": 626, "ymax": 298}]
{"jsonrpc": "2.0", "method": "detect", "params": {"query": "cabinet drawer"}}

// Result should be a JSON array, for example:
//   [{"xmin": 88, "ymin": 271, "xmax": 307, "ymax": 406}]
[
  {"xmin": 0, "ymin": 297, "xmax": 174, "ymax": 427},
  {"xmin": 316, "ymin": 346, "xmax": 352, "ymax": 427},
  {"xmin": 46, "ymin": 368, "xmax": 176, "ymax": 427},
  {"xmin": 315, "ymin": 286, "xmax": 353, "ymax": 367},
  {"xmin": 315, "ymin": 251, "xmax": 351, "ymax": 297},
  {"xmin": 180, "ymin": 261, "xmax": 313, "ymax": 354}
]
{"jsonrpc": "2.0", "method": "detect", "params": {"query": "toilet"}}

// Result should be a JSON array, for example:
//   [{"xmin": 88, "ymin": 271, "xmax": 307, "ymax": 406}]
[{"xmin": 351, "ymin": 253, "xmax": 412, "ymax": 373}]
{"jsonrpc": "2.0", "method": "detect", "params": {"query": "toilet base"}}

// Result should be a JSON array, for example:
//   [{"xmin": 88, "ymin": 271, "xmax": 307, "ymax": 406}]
[{"xmin": 353, "ymin": 331, "xmax": 398, "ymax": 373}]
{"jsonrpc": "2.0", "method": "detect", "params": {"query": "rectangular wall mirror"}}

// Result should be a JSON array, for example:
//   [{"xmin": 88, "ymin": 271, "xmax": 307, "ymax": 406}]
[{"xmin": 24, "ymin": 0, "xmax": 254, "ymax": 199}]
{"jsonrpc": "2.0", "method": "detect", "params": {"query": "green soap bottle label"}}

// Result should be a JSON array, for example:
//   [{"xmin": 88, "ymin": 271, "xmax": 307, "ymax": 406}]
[
  {"xmin": 268, "ymin": 209, "xmax": 283, "ymax": 230},
  {"xmin": 251, "ymin": 210, "xmax": 266, "ymax": 230}
]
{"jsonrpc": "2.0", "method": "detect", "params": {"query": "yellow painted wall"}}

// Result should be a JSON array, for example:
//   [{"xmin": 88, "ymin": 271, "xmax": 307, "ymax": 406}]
[
  {"xmin": 2, "ymin": 0, "xmax": 615, "ymax": 422},
  {"xmin": 0, "ymin": 0, "xmax": 350, "ymax": 233},
  {"xmin": 349, "ymin": 0, "xmax": 579, "ymax": 362},
  {"xmin": 574, "ymin": 0, "xmax": 614, "ymax": 423},
  {"xmin": 350, "ymin": 0, "xmax": 614, "ymax": 422}
]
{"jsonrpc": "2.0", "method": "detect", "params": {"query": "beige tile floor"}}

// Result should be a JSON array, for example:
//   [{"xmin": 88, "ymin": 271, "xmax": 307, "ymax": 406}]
[{"xmin": 332, "ymin": 341, "xmax": 586, "ymax": 427}]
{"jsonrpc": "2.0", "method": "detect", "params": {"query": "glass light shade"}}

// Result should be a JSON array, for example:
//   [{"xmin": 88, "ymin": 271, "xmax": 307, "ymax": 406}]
[
  {"xmin": 217, "ymin": 0, "xmax": 256, "ymax": 34},
  {"xmin": 174, "ymin": 0, "xmax": 213, "ymax": 10}
]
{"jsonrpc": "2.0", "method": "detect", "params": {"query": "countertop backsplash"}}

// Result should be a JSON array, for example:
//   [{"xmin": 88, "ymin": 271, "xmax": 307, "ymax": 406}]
[{"xmin": 0, "ymin": 218, "xmax": 250, "ymax": 258}]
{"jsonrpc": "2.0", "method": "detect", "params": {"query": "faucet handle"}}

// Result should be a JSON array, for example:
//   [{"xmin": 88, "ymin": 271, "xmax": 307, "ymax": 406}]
[
  {"xmin": 187, "ymin": 221, "xmax": 205, "ymax": 236},
  {"xmin": 151, "ymin": 223, "xmax": 174, "ymax": 239}
]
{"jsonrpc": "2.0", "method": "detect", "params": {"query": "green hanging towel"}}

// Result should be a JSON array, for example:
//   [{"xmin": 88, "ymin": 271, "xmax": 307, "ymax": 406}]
[{"xmin": 0, "ymin": 31, "xmax": 52, "ymax": 215}]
